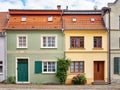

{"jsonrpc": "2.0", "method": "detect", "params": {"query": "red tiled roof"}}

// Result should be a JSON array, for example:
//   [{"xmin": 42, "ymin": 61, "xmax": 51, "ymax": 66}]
[
  {"xmin": 63, "ymin": 14, "xmax": 106, "ymax": 29},
  {"xmin": 0, "ymin": 12, "xmax": 8, "ymax": 32}
]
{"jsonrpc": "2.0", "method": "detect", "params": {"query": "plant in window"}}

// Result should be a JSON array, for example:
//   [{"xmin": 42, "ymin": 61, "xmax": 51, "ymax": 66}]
[
  {"xmin": 72, "ymin": 74, "xmax": 86, "ymax": 85},
  {"xmin": 56, "ymin": 57, "xmax": 71, "ymax": 84}
]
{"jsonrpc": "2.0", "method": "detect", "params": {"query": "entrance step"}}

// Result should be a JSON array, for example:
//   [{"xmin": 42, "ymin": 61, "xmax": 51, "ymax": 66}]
[{"xmin": 92, "ymin": 80, "xmax": 108, "ymax": 85}]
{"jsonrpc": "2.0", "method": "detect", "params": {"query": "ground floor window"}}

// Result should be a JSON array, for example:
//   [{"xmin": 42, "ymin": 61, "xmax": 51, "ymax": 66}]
[
  {"xmin": 114, "ymin": 57, "xmax": 120, "ymax": 74},
  {"xmin": 70, "ymin": 61, "xmax": 84, "ymax": 73},
  {"xmin": 0, "ymin": 61, "xmax": 3, "ymax": 74},
  {"xmin": 43, "ymin": 62, "xmax": 56, "ymax": 73}
]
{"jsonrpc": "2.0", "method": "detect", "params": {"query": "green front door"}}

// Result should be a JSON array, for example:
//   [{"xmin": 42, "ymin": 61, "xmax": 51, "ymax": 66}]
[{"xmin": 17, "ymin": 59, "xmax": 28, "ymax": 82}]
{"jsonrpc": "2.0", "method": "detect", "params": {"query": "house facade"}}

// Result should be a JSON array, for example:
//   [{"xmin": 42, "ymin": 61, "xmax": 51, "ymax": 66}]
[
  {"xmin": 106, "ymin": 0, "xmax": 120, "ymax": 83},
  {"xmin": 6, "ymin": 8, "xmax": 64, "ymax": 84},
  {"xmin": 63, "ymin": 10, "xmax": 108, "ymax": 84},
  {"xmin": 0, "ymin": 12, "xmax": 8, "ymax": 82}
]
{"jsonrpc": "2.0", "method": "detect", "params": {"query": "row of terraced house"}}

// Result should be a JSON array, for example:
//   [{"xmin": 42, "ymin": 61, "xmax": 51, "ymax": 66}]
[{"xmin": 0, "ymin": 0, "xmax": 120, "ymax": 84}]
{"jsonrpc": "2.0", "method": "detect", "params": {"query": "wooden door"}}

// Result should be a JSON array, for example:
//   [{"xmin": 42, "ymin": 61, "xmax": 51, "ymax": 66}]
[{"xmin": 94, "ymin": 61, "xmax": 104, "ymax": 81}]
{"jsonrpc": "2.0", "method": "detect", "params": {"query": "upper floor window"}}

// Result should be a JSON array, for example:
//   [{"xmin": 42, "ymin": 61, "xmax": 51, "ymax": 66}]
[
  {"xmin": 70, "ymin": 37, "xmax": 84, "ymax": 48},
  {"xmin": 94, "ymin": 36, "xmax": 102, "ymax": 48},
  {"xmin": 21, "ymin": 16, "xmax": 26, "ymax": 22},
  {"xmin": 43, "ymin": 61, "xmax": 56, "ymax": 73},
  {"xmin": 17, "ymin": 35, "xmax": 27, "ymax": 48},
  {"xmin": 48, "ymin": 16, "xmax": 53, "ymax": 21},
  {"xmin": 41, "ymin": 35, "xmax": 57, "ymax": 48},
  {"xmin": 70, "ymin": 61, "xmax": 84, "ymax": 73},
  {"xmin": 0, "ymin": 61, "xmax": 3, "ymax": 74}
]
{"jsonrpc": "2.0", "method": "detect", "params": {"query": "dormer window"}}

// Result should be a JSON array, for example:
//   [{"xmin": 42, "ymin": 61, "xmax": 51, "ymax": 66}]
[
  {"xmin": 90, "ymin": 18, "xmax": 95, "ymax": 22},
  {"xmin": 21, "ymin": 16, "xmax": 26, "ymax": 22},
  {"xmin": 72, "ymin": 18, "xmax": 77, "ymax": 22},
  {"xmin": 48, "ymin": 16, "xmax": 53, "ymax": 21}
]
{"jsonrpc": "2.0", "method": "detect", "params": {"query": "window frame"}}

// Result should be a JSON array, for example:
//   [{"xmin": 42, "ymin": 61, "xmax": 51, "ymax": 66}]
[
  {"xmin": 48, "ymin": 16, "xmax": 53, "ymax": 21},
  {"xmin": 17, "ymin": 35, "xmax": 28, "ymax": 48},
  {"xmin": 42, "ymin": 61, "xmax": 57, "ymax": 73},
  {"xmin": 41, "ymin": 34, "xmax": 57, "ymax": 48},
  {"xmin": 94, "ymin": 36, "xmax": 102, "ymax": 48},
  {"xmin": 0, "ymin": 61, "xmax": 3, "ymax": 74},
  {"xmin": 21, "ymin": 16, "xmax": 26, "ymax": 22},
  {"xmin": 70, "ymin": 36, "xmax": 84, "ymax": 48},
  {"xmin": 70, "ymin": 61, "xmax": 84, "ymax": 73}
]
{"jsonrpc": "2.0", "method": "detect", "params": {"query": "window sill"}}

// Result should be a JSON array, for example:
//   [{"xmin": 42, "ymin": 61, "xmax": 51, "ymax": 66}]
[
  {"xmin": 69, "ymin": 72, "xmax": 85, "ymax": 75},
  {"xmin": 41, "ymin": 47, "xmax": 57, "ymax": 49},
  {"xmin": 93, "ymin": 48, "xmax": 103, "ymax": 50},
  {"xmin": 69, "ymin": 48, "xmax": 85, "ymax": 50},
  {"xmin": 42, "ymin": 72, "xmax": 56, "ymax": 74},
  {"xmin": 17, "ymin": 47, "xmax": 27, "ymax": 49},
  {"xmin": 0, "ymin": 73, "xmax": 3, "ymax": 75}
]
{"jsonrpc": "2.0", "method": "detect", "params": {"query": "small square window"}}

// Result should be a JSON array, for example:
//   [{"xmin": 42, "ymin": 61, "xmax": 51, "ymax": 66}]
[
  {"xmin": 72, "ymin": 18, "xmax": 77, "ymax": 22},
  {"xmin": 48, "ymin": 16, "xmax": 53, "ymax": 21},
  {"xmin": 21, "ymin": 16, "xmax": 26, "ymax": 22},
  {"xmin": 0, "ymin": 61, "xmax": 3, "ymax": 73},
  {"xmin": 90, "ymin": 18, "xmax": 95, "ymax": 22}
]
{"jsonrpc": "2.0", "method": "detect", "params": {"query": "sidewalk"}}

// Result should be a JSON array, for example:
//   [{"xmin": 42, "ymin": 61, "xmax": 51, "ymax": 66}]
[{"xmin": 0, "ymin": 84, "xmax": 120, "ymax": 90}]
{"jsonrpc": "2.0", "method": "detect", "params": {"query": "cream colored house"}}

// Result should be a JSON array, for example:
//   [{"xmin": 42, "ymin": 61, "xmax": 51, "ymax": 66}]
[{"xmin": 63, "ymin": 10, "xmax": 108, "ymax": 84}]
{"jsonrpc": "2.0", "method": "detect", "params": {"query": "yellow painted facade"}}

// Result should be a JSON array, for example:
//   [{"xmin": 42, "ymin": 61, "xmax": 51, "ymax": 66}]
[{"xmin": 64, "ymin": 30, "xmax": 108, "ymax": 84}]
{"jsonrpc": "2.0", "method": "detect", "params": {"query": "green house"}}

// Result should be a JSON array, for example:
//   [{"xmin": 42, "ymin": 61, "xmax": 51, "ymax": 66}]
[{"xmin": 6, "ymin": 9, "xmax": 64, "ymax": 84}]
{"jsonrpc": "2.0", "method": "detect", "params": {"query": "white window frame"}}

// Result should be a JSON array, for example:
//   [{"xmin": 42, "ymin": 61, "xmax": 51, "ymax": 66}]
[
  {"xmin": 0, "ymin": 61, "xmax": 3, "ymax": 74},
  {"xmin": 21, "ymin": 16, "xmax": 26, "ymax": 22},
  {"xmin": 48, "ymin": 16, "xmax": 53, "ymax": 21},
  {"xmin": 41, "ymin": 34, "xmax": 57, "ymax": 48},
  {"xmin": 17, "ymin": 35, "xmax": 28, "ymax": 48},
  {"xmin": 42, "ymin": 61, "xmax": 57, "ymax": 73}
]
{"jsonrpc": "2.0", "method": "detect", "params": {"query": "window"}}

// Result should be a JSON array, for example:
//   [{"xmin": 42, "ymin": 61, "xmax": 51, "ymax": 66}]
[
  {"xmin": 41, "ymin": 35, "xmax": 57, "ymax": 48},
  {"xmin": 43, "ymin": 62, "xmax": 56, "ymax": 73},
  {"xmin": 94, "ymin": 36, "xmax": 102, "ymax": 48},
  {"xmin": 90, "ymin": 18, "xmax": 95, "ymax": 22},
  {"xmin": 119, "ymin": 16, "xmax": 120, "ymax": 29},
  {"xmin": 17, "ymin": 35, "xmax": 27, "ymax": 48},
  {"xmin": 48, "ymin": 16, "xmax": 53, "ymax": 21},
  {"xmin": 72, "ymin": 18, "xmax": 77, "ymax": 22},
  {"xmin": 70, "ymin": 61, "xmax": 84, "ymax": 73},
  {"xmin": 21, "ymin": 16, "xmax": 26, "ymax": 21},
  {"xmin": 70, "ymin": 37, "xmax": 84, "ymax": 48},
  {"xmin": 114, "ymin": 57, "xmax": 120, "ymax": 74},
  {"xmin": 0, "ymin": 61, "xmax": 3, "ymax": 74}
]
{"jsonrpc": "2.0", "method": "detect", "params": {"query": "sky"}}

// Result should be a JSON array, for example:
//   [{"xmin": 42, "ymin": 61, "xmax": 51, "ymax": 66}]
[{"xmin": 0, "ymin": 0, "xmax": 116, "ymax": 11}]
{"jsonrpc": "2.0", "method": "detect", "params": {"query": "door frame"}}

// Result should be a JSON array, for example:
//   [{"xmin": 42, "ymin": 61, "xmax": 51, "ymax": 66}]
[
  {"xmin": 93, "ymin": 61, "xmax": 104, "ymax": 81},
  {"xmin": 16, "ymin": 57, "xmax": 30, "ymax": 83}
]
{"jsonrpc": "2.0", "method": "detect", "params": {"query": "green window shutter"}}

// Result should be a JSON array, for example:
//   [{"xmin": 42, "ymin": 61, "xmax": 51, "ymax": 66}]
[
  {"xmin": 35, "ymin": 61, "xmax": 42, "ymax": 73},
  {"xmin": 114, "ymin": 57, "xmax": 119, "ymax": 74}
]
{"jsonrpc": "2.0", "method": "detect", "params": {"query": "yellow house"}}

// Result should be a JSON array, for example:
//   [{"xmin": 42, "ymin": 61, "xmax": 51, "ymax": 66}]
[{"xmin": 63, "ymin": 10, "xmax": 108, "ymax": 84}]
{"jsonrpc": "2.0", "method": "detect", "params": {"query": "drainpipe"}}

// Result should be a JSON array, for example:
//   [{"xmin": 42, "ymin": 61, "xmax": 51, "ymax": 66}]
[{"xmin": 108, "ymin": 8, "xmax": 111, "ymax": 84}]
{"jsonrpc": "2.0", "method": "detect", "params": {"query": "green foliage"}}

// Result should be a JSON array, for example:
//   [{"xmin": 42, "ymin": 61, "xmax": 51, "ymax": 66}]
[
  {"xmin": 72, "ymin": 74, "xmax": 86, "ymax": 85},
  {"xmin": 56, "ymin": 57, "xmax": 71, "ymax": 84},
  {"xmin": 6, "ymin": 76, "xmax": 16, "ymax": 84}
]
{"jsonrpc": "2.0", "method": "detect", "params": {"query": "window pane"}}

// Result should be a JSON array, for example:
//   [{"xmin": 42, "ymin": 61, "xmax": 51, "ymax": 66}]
[
  {"xmin": 80, "ymin": 62, "xmax": 84, "ymax": 72},
  {"xmin": 75, "ymin": 38, "xmax": 79, "ymax": 48},
  {"xmin": 80, "ymin": 37, "xmax": 84, "ymax": 48},
  {"xmin": 75, "ymin": 62, "xmax": 79, "ymax": 72},
  {"xmin": 70, "ymin": 37, "xmax": 74, "ymax": 48},
  {"xmin": 0, "ymin": 66, "xmax": 2, "ymax": 73},
  {"xmin": 70, "ymin": 62, "xmax": 74, "ymax": 72}
]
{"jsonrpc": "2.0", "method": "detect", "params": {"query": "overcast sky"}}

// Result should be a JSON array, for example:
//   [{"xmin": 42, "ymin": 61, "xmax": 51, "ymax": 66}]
[{"xmin": 0, "ymin": 0, "xmax": 116, "ymax": 11}]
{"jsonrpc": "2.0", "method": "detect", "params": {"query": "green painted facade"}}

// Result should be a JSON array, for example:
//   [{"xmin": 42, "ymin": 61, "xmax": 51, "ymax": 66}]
[{"xmin": 7, "ymin": 30, "xmax": 64, "ymax": 84}]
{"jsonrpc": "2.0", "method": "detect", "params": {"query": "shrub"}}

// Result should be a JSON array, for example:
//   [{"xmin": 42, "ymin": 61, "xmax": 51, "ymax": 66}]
[
  {"xmin": 6, "ymin": 76, "xmax": 16, "ymax": 84},
  {"xmin": 56, "ymin": 57, "xmax": 71, "ymax": 84},
  {"xmin": 72, "ymin": 74, "xmax": 86, "ymax": 85}
]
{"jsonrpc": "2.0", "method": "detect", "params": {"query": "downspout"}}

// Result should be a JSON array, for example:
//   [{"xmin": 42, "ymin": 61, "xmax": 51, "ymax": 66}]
[
  {"xmin": 61, "ymin": 9, "xmax": 65, "ymax": 58},
  {"xmin": 108, "ymin": 8, "xmax": 111, "ymax": 84}
]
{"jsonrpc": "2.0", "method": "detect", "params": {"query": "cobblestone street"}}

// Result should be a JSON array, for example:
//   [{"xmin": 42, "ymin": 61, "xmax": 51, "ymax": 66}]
[{"xmin": 0, "ymin": 84, "xmax": 120, "ymax": 90}]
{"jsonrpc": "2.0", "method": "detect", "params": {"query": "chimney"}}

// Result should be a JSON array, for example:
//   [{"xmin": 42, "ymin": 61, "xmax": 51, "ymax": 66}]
[
  {"xmin": 57, "ymin": 5, "xmax": 61, "ymax": 10},
  {"xmin": 94, "ymin": 5, "xmax": 98, "ymax": 10},
  {"xmin": 66, "ymin": 6, "xmax": 68, "ymax": 10}
]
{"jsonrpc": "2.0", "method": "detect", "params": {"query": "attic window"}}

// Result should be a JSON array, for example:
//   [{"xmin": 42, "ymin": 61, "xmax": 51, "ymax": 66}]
[
  {"xmin": 72, "ymin": 18, "xmax": 77, "ymax": 22},
  {"xmin": 48, "ymin": 16, "xmax": 53, "ymax": 21},
  {"xmin": 21, "ymin": 16, "xmax": 26, "ymax": 22},
  {"xmin": 90, "ymin": 18, "xmax": 95, "ymax": 22}
]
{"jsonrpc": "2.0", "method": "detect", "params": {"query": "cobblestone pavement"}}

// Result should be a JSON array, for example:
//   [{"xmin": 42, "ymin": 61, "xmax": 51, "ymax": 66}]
[{"xmin": 0, "ymin": 84, "xmax": 120, "ymax": 90}]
